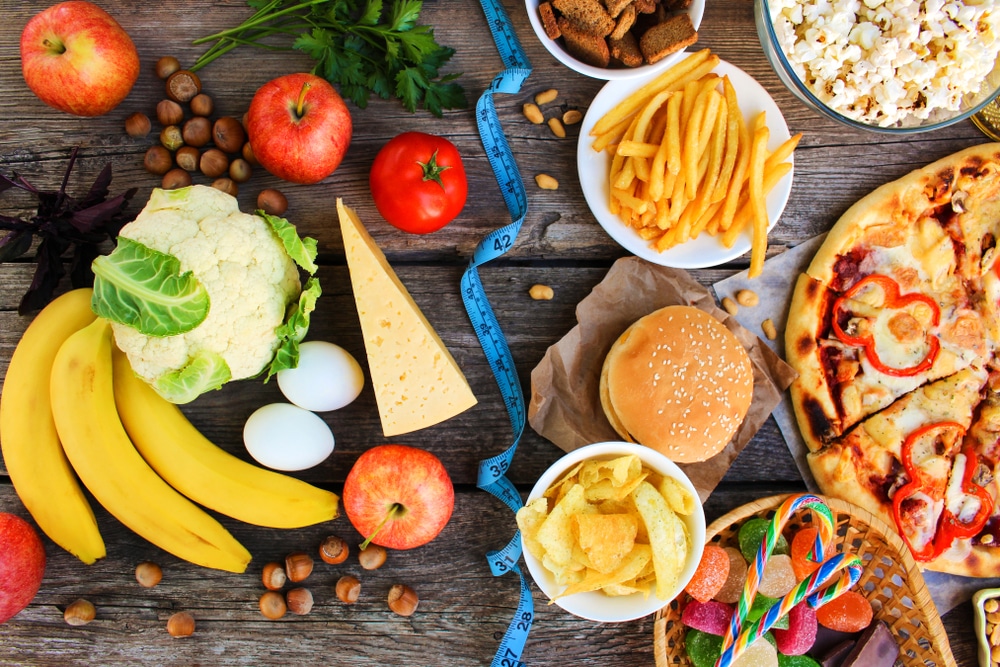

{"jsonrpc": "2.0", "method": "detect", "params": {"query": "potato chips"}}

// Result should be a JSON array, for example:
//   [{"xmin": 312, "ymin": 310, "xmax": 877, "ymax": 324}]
[
  {"xmin": 517, "ymin": 454, "xmax": 697, "ymax": 601},
  {"xmin": 589, "ymin": 48, "xmax": 802, "ymax": 278}
]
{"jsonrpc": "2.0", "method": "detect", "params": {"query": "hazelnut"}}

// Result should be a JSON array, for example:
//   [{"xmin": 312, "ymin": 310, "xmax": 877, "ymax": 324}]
[
  {"xmin": 335, "ymin": 575, "xmax": 361, "ymax": 604},
  {"xmin": 161, "ymin": 168, "xmax": 192, "ymax": 190},
  {"xmin": 228, "ymin": 158, "xmax": 252, "ymax": 183},
  {"xmin": 166, "ymin": 70, "xmax": 202, "ymax": 103},
  {"xmin": 159, "ymin": 125, "xmax": 184, "ymax": 152},
  {"xmin": 134, "ymin": 561, "xmax": 163, "ymax": 588},
  {"xmin": 63, "ymin": 599, "xmax": 96, "ymax": 626},
  {"xmin": 261, "ymin": 562, "xmax": 287, "ymax": 591},
  {"xmin": 387, "ymin": 584, "xmax": 418, "ymax": 617},
  {"xmin": 257, "ymin": 189, "xmax": 288, "ymax": 216},
  {"xmin": 319, "ymin": 535, "xmax": 349, "ymax": 565},
  {"xmin": 155, "ymin": 56, "xmax": 181, "ymax": 80},
  {"xmin": 175, "ymin": 146, "xmax": 200, "ymax": 172},
  {"xmin": 199, "ymin": 148, "xmax": 229, "ymax": 179},
  {"xmin": 182, "ymin": 116, "xmax": 212, "ymax": 147},
  {"xmin": 284, "ymin": 551, "xmax": 314, "ymax": 583},
  {"xmin": 242, "ymin": 141, "xmax": 259, "ymax": 166},
  {"xmin": 143, "ymin": 145, "xmax": 173, "ymax": 176},
  {"xmin": 259, "ymin": 590, "xmax": 287, "ymax": 620},
  {"xmin": 212, "ymin": 117, "xmax": 246, "ymax": 154},
  {"xmin": 125, "ymin": 112, "xmax": 151, "ymax": 138},
  {"xmin": 212, "ymin": 178, "xmax": 238, "ymax": 197},
  {"xmin": 358, "ymin": 544, "xmax": 387, "ymax": 570},
  {"xmin": 189, "ymin": 93, "xmax": 214, "ymax": 117},
  {"xmin": 166, "ymin": 611, "xmax": 195, "ymax": 637},
  {"xmin": 285, "ymin": 587, "xmax": 314, "ymax": 615},
  {"xmin": 156, "ymin": 99, "xmax": 184, "ymax": 127}
]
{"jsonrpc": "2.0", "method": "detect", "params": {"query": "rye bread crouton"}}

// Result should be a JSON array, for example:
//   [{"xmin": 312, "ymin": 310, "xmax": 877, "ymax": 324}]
[
  {"xmin": 604, "ymin": 0, "xmax": 635, "ymax": 18},
  {"xmin": 538, "ymin": 2, "xmax": 562, "ymax": 39},
  {"xmin": 633, "ymin": 0, "xmax": 657, "ymax": 13},
  {"xmin": 552, "ymin": 0, "xmax": 615, "ymax": 37},
  {"xmin": 557, "ymin": 16, "xmax": 611, "ymax": 67},
  {"xmin": 609, "ymin": 31, "xmax": 644, "ymax": 67},
  {"xmin": 610, "ymin": 3, "xmax": 637, "ymax": 40},
  {"xmin": 639, "ymin": 13, "xmax": 698, "ymax": 64}
]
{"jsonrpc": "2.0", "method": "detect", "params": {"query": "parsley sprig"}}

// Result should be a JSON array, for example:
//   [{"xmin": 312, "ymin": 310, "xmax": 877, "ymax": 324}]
[{"xmin": 191, "ymin": 0, "xmax": 466, "ymax": 117}]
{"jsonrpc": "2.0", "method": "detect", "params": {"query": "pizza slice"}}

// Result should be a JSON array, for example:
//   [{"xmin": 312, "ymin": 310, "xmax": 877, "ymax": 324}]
[{"xmin": 808, "ymin": 367, "xmax": 1000, "ymax": 576}]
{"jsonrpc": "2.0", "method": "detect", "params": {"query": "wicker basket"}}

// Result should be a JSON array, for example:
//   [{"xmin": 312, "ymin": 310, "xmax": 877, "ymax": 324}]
[{"xmin": 653, "ymin": 494, "xmax": 957, "ymax": 667}]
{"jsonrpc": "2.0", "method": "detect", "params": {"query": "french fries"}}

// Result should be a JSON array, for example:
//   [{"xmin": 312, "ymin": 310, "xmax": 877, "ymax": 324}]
[{"xmin": 591, "ymin": 48, "xmax": 801, "ymax": 278}]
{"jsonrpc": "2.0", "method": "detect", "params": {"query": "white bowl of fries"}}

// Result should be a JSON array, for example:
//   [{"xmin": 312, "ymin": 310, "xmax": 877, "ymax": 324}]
[
  {"xmin": 517, "ymin": 441, "xmax": 705, "ymax": 622},
  {"xmin": 577, "ymin": 49, "xmax": 799, "ymax": 275}
]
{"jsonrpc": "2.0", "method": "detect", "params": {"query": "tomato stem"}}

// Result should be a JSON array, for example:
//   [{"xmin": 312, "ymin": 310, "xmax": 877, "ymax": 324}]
[
  {"xmin": 417, "ymin": 149, "xmax": 451, "ymax": 189},
  {"xmin": 358, "ymin": 502, "xmax": 405, "ymax": 550}
]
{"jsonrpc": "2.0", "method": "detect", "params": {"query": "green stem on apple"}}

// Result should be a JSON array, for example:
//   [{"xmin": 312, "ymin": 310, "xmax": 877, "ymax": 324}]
[
  {"xmin": 294, "ymin": 82, "xmax": 312, "ymax": 119},
  {"xmin": 358, "ymin": 503, "xmax": 405, "ymax": 551}
]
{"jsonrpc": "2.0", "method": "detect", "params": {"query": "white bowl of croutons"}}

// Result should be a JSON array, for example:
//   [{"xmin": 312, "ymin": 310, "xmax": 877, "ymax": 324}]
[{"xmin": 526, "ymin": 0, "xmax": 706, "ymax": 80}]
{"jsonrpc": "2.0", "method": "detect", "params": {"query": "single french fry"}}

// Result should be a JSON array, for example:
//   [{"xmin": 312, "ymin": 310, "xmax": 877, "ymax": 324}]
[
  {"xmin": 721, "ymin": 161, "xmax": 793, "ymax": 246},
  {"xmin": 616, "ymin": 141, "xmax": 660, "ymax": 158},
  {"xmin": 764, "ymin": 132, "xmax": 802, "ymax": 171},
  {"xmin": 712, "ymin": 76, "xmax": 741, "ymax": 204},
  {"xmin": 700, "ymin": 94, "xmax": 728, "ymax": 206},
  {"xmin": 664, "ymin": 91, "xmax": 683, "ymax": 178},
  {"xmin": 590, "ymin": 50, "xmax": 715, "ymax": 137},
  {"xmin": 718, "ymin": 107, "xmax": 752, "ymax": 232},
  {"xmin": 654, "ymin": 226, "xmax": 679, "ymax": 251},
  {"xmin": 747, "ymin": 124, "xmax": 770, "ymax": 277},
  {"xmin": 613, "ymin": 157, "xmax": 636, "ymax": 191},
  {"xmin": 681, "ymin": 88, "xmax": 710, "ymax": 201},
  {"xmin": 634, "ymin": 90, "xmax": 673, "ymax": 145},
  {"xmin": 592, "ymin": 115, "xmax": 634, "ymax": 153}
]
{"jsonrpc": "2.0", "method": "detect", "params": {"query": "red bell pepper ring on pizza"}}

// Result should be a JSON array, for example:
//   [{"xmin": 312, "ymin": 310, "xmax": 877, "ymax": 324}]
[
  {"xmin": 892, "ymin": 422, "xmax": 993, "ymax": 561},
  {"xmin": 831, "ymin": 274, "xmax": 941, "ymax": 377}
]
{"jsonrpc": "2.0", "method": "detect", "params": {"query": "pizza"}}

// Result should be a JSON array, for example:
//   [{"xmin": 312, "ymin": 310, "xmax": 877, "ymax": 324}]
[{"xmin": 786, "ymin": 143, "xmax": 1000, "ymax": 577}]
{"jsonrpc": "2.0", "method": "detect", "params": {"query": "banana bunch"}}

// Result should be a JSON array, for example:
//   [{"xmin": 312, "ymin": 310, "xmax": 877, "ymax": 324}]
[{"xmin": 0, "ymin": 288, "xmax": 340, "ymax": 572}]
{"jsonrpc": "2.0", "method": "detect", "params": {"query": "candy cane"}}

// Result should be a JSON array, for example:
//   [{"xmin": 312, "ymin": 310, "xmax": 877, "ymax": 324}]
[{"xmin": 715, "ymin": 494, "xmax": 860, "ymax": 667}]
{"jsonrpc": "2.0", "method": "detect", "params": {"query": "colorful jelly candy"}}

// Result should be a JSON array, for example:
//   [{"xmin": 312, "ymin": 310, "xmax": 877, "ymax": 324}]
[
  {"xmin": 758, "ymin": 554, "xmax": 796, "ymax": 598},
  {"xmin": 739, "ymin": 518, "xmax": 789, "ymax": 563},
  {"xmin": 681, "ymin": 599, "xmax": 734, "ymax": 636},
  {"xmin": 789, "ymin": 526, "xmax": 823, "ymax": 581},
  {"xmin": 776, "ymin": 655, "xmax": 821, "ymax": 667},
  {"xmin": 773, "ymin": 601, "xmax": 818, "ymax": 655},
  {"xmin": 687, "ymin": 544, "xmax": 732, "ymax": 602},
  {"xmin": 815, "ymin": 591, "xmax": 873, "ymax": 633},
  {"xmin": 685, "ymin": 628, "xmax": 724, "ymax": 667},
  {"xmin": 746, "ymin": 594, "xmax": 789, "ymax": 630},
  {"xmin": 715, "ymin": 547, "xmax": 749, "ymax": 604},
  {"xmin": 731, "ymin": 637, "xmax": 779, "ymax": 667}
]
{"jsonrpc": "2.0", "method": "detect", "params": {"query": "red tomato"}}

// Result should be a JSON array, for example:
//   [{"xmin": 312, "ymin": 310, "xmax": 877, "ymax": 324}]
[{"xmin": 369, "ymin": 132, "xmax": 468, "ymax": 234}]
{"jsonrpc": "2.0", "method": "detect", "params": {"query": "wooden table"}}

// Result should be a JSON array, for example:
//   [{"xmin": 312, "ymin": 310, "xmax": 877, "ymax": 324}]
[{"xmin": 0, "ymin": 0, "xmax": 990, "ymax": 664}]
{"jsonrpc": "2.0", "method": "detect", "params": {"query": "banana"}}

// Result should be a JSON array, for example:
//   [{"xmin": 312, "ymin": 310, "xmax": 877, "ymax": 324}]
[
  {"xmin": 111, "ymin": 347, "xmax": 339, "ymax": 529},
  {"xmin": 50, "ymin": 318, "xmax": 251, "ymax": 573},
  {"xmin": 0, "ymin": 288, "xmax": 106, "ymax": 565}
]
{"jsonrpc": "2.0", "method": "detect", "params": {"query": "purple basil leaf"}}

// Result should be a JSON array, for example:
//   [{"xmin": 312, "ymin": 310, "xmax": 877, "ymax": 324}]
[
  {"xmin": 19, "ymin": 238, "xmax": 66, "ymax": 315},
  {"xmin": 69, "ymin": 242, "xmax": 101, "ymax": 288},
  {"xmin": 70, "ymin": 190, "xmax": 136, "ymax": 233},
  {"xmin": 79, "ymin": 164, "xmax": 113, "ymax": 208},
  {"xmin": 0, "ymin": 230, "xmax": 32, "ymax": 262}
]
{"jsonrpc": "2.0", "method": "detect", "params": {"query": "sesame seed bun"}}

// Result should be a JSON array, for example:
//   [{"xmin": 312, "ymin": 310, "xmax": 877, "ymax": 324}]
[{"xmin": 599, "ymin": 305, "xmax": 753, "ymax": 463}]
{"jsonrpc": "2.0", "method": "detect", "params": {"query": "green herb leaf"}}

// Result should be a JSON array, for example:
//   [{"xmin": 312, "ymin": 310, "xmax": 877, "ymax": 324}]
[
  {"xmin": 153, "ymin": 350, "xmax": 232, "ymax": 405},
  {"xmin": 91, "ymin": 236, "xmax": 210, "ymax": 336},
  {"xmin": 191, "ymin": 0, "xmax": 466, "ymax": 116}
]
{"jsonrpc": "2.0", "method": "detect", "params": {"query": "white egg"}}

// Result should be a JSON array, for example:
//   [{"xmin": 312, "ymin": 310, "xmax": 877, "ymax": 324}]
[
  {"xmin": 243, "ymin": 403, "xmax": 335, "ymax": 471},
  {"xmin": 277, "ymin": 341, "xmax": 365, "ymax": 412}
]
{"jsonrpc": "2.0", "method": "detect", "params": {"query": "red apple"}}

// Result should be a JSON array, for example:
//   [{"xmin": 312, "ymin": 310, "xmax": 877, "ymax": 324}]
[
  {"xmin": 246, "ymin": 73, "xmax": 352, "ymax": 185},
  {"xmin": 20, "ymin": 1, "xmax": 140, "ymax": 116},
  {"xmin": 342, "ymin": 444, "xmax": 454, "ymax": 550},
  {"xmin": 0, "ymin": 513, "xmax": 46, "ymax": 624}
]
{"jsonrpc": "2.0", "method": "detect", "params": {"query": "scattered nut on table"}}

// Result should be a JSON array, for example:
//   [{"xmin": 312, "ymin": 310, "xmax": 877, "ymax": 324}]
[
  {"xmin": 547, "ymin": 117, "xmax": 566, "ymax": 138},
  {"xmin": 736, "ymin": 289, "xmax": 760, "ymax": 307},
  {"xmin": 562, "ymin": 109, "xmax": 583, "ymax": 125},
  {"xmin": 761, "ymin": 318, "xmax": 777, "ymax": 340},
  {"xmin": 135, "ymin": 561, "xmax": 163, "ymax": 588},
  {"xmin": 534, "ymin": 88, "xmax": 558, "ymax": 105},
  {"xmin": 522, "ymin": 103, "xmax": 544, "ymax": 125},
  {"xmin": 167, "ymin": 611, "xmax": 195, "ymax": 637},
  {"xmin": 63, "ymin": 599, "xmax": 96, "ymax": 626},
  {"xmin": 535, "ymin": 174, "xmax": 559, "ymax": 190},
  {"xmin": 529, "ymin": 284, "xmax": 554, "ymax": 300},
  {"xmin": 721, "ymin": 296, "xmax": 738, "ymax": 315}
]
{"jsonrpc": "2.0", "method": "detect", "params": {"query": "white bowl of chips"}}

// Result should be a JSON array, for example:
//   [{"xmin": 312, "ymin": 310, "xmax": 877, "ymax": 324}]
[{"xmin": 518, "ymin": 441, "xmax": 705, "ymax": 622}]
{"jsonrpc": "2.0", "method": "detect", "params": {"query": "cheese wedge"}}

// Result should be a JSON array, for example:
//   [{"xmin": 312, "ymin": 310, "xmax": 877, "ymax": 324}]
[{"xmin": 336, "ymin": 199, "xmax": 477, "ymax": 436}]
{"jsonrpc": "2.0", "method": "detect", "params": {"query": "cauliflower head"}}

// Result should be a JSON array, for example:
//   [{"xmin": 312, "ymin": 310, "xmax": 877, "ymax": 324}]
[{"xmin": 92, "ymin": 185, "xmax": 321, "ymax": 404}]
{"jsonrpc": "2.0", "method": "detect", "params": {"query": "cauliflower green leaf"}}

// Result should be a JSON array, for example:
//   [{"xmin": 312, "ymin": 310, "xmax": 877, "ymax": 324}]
[
  {"xmin": 268, "ymin": 276, "xmax": 322, "ymax": 379},
  {"xmin": 260, "ymin": 211, "xmax": 318, "ymax": 274},
  {"xmin": 153, "ymin": 350, "xmax": 232, "ymax": 405},
  {"xmin": 91, "ymin": 236, "xmax": 210, "ymax": 336}
]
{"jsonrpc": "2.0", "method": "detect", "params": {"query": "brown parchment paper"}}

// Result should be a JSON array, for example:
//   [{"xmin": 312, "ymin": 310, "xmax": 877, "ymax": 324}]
[{"xmin": 528, "ymin": 256, "xmax": 798, "ymax": 503}]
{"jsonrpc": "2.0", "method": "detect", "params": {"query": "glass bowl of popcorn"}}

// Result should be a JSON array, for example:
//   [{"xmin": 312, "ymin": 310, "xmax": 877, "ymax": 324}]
[{"xmin": 755, "ymin": 0, "xmax": 1000, "ymax": 132}]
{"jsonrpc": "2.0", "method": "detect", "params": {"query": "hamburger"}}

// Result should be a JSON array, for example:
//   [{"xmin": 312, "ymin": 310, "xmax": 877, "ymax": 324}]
[{"xmin": 599, "ymin": 305, "xmax": 753, "ymax": 463}]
